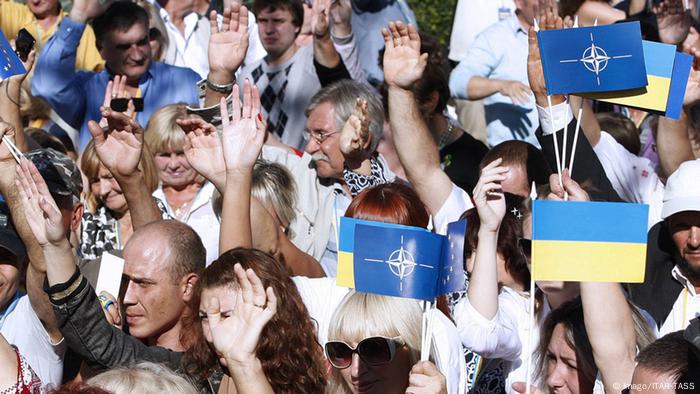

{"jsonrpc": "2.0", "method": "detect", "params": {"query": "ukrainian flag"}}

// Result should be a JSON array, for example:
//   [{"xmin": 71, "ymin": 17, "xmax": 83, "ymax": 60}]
[
  {"xmin": 532, "ymin": 200, "xmax": 648, "ymax": 283},
  {"xmin": 584, "ymin": 40, "xmax": 676, "ymax": 112}
]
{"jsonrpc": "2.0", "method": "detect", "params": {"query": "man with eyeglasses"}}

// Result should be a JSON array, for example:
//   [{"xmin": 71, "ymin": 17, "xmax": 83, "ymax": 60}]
[{"xmin": 32, "ymin": 0, "xmax": 200, "ymax": 151}]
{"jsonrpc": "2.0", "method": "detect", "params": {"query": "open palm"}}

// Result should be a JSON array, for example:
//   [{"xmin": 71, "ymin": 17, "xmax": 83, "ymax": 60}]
[
  {"xmin": 178, "ymin": 117, "xmax": 227, "ymax": 188},
  {"xmin": 473, "ymin": 159, "xmax": 508, "ymax": 233},
  {"xmin": 655, "ymin": 0, "xmax": 691, "ymax": 45},
  {"xmin": 207, "ymin": 264, "xmax": 277, "ymax": 364},
  {"xmin": 16, "ymin": 159, "xmax": 65, "ymax": 246},
  {"xmin": 87, "ymin": 108, "xmax": 143, "ymax": 178},
  {"xmin": 208, "ymin": 4, "xmax": 250, "ymax": 75},
  {"xmin": 382, "ymin": 21, "xmax": 427, "ymax": 89},
  {"xmin": 220, "ymin": 82, "xmax": 266, "ymax": 172}
]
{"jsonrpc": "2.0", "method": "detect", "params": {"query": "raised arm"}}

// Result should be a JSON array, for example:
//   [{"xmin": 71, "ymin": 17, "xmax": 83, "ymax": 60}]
[
  {"xmin": 549, "ymin": 172, "xmax": 636, "ymax": 394},
  {"xmin": 383, "ymin": 22, "xmax": 454, "ymax": 216},
  {"xmin": 0, "ymin": 51, "xmax": 34, "ymax": 152},
  {"xmin": 206, "ymin": 263, "xmax": 276, "ymax": 394},
  {"xmin": 204, "ymin": 4, "xmax": 250, "ymax": 107},
  {"xmin": 15, "ymin": 155, "xmax": 180, "ymax": 371},
  {"xmin": 219, "ymin": 82, "xmax": 266, "ymax": 253},
  {"xmin": 86, "ymin": 107, "xmax": 161, "ymax": 229},
  {"xmin": 0, "ymin": 122, "xmax": 64, "ymax": 347},
  {"xmin": 31, "ymin": 0, "xmax": 111, "ymax": 127}
]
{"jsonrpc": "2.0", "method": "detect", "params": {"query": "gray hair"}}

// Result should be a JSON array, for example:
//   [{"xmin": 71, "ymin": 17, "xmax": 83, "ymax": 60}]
[
  {"xmin": 305, "ymin": 80, "xmax": 384, "ymax": 152},
  {"xmin": 88, "ymin": 362, "xmax": 197, "ymax": 394}
]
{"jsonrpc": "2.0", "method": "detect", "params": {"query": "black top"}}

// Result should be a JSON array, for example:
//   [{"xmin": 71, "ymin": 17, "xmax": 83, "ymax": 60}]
[{"xmin": 440, "ymin": 132, "xmax": 488, "ymax": 194}]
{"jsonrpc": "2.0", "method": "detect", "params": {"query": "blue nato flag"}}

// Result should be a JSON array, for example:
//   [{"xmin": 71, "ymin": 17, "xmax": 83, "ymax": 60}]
[
  {"xmin": 537, "ymin": 22, "xmax": 647, "ymax": 95},
  {"xmin": 0, "ymin": 30, "xmax": 26, "ymax": 80}
]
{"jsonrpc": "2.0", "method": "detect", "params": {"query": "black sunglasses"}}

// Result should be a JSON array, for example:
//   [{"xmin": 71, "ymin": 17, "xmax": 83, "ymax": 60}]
[
  {"xmin": 324, "ymin": 336, "xmax": 404, "ymax": 369},
  {"xmin": 110, "ymin": 97, "xmax": 144, "ymax": 113}
]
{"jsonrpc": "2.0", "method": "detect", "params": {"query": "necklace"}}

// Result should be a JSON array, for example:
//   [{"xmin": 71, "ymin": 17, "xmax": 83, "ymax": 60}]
[{"xmin": 438, "ymin": 120, "xmax": 454, "ymax": 149}]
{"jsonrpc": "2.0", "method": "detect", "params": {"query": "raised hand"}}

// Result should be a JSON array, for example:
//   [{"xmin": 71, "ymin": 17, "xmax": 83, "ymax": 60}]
[
  {"xmin": 683, "ymin": 45, "xmax": 700, "ymax": 105},
  {"xmin": 15, "ymin": 158, "xmax": 65, "ymax": 247},
  {"xmin": 654, "ymin": 0, "xmax": 691, "ymax": 45},
  {"xmin": 339, "ymin": 98, "xmax": 371, "ymax": 158},
  {"xmin": 177, "ymin": 117, "xmax": 227, "ymax": 190},
  {"xmin": 547, "ymin": 169, "xmax": 590, "ymax": 201},
  {"xmin": 206, "ymin": 263, "xmax": 277, "ymax": 365},
  {"xmin": 329, "ymin": 0, "xmax": 352, "ymax": 36},
  {"xmin": 99, "ymin": 75, "xmax": 135, "ymax": 128},
  {"xmin": 382, "ymin": 21, "xmax": 428, "ymax": 89},
  {"xmin": 208, "ymin": 4, "xmax": 250, "ymax": 80},
  {"xmin": 86, "ymin": 107, "xmax": 144, "ymax": 179},
  {"xmin": 472, "ymin": 158, "xmax": 508, "ymax": 233},
  {"xmin": 312, "ymin": 0, "xmax": 331, "ymax": 39},
  {"xmin": 528, "ymin": 10, "xmax": 565, "ymax": 107},
  {"xmin": 70, "ymin": 0, "xmax": 113, "ymax": 23},
  {"xmin": 220, "ymin": 81, "xmax": 266, "ymax": 173}
]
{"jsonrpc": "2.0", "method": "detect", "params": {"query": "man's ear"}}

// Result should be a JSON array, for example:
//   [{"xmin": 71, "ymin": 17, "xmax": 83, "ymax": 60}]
[
  {"xmin": 181, "ymin": 273, "xmax": 199, "ymax": 302},
  {"xmin": 70, "ymin": 203, "xmax": 84, "ymax": 232}
]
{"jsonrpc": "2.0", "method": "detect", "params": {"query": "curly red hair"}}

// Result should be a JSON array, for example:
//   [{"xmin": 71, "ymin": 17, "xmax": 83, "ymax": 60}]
[{"xmin": 181, "ymin": 248, "xmax": 326, "ymax": 392}]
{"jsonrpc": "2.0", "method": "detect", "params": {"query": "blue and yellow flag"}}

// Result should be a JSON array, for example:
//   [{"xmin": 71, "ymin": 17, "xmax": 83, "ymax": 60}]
[
  {"xmin": 538, "ymin": 22, "xmax": 647, "ymax": 94},
  {"xmin": 0, "ymin": 30, "xmax": 25, "ymax": 80},
  {"xmin": 532, "ymin": 200, "xmax": 648, "ymax": 283},
  {"xmin": 337, "ymin": 218, "xmax": 467, "ymax": 300},
  {"xmin": 583, "ymin": 41, "xmax": 692, "ymax": 119}
]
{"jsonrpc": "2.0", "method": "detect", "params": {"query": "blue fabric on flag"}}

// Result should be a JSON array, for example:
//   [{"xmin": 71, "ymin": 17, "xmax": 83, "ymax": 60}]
[
  {"xmin": 353, "ymin": 223, "xmax": 444, "ymax": 300},
  {"xmin": 0, "ymin": 30, "xmax": 25, "ymax": 80},
  {"xmin": 437, "ymin": 220, "xmax": 468, "ymax": 295},
  {"xmin": 537, "ymin": 22, "xmax": 647, "ymax": 94}
]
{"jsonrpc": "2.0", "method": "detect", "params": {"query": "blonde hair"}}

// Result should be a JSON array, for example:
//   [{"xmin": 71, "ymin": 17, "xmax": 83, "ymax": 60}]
[
  {"xmin": 252, "ymin": 160, "xmax": 298, "ymax": 235},
  {"xmin": 326, "ymin": 291, "xmax": 423, "ymax": 394},
  {"xmin": 134, "ymin": 0, "xmax": 170, "ymax": 61},
  {"xmin": 145, "ymin": 104, "xmax": 188, "ymax": 155},
  {"xmin": 88, "ymin": 362, "xmax": 196, "ymax": 394},
  {"xmin": 80, "ymin": 139, "xmax": 159, "ymax": 213}
]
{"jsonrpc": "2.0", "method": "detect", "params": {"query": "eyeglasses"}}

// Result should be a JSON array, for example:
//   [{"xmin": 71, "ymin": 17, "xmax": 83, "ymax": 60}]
[
  {"xmin": 324, "ymin": 336, "xmax": 405, "ymax": 369},
  {"xmin": 303, "ymin": 128, "xmax": 339, "ymax": 144}
]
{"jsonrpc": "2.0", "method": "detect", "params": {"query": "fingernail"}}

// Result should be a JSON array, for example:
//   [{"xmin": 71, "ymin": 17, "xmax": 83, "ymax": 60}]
[{"xmin": 257, "ymin": 113, "xmax": 263, "ymax": 122}]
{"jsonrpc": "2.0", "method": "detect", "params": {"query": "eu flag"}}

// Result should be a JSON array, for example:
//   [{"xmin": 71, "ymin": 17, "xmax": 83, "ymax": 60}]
[
  {"xmin": 537, "ymin": 22, "xmax": 647, "ymax": 94},
  {"xmin": 0, "ymin": 30, "xmax": 25, "ymax": 80}
]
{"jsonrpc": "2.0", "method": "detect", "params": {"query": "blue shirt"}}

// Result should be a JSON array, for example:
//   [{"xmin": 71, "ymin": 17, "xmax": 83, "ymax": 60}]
[
  {"xmin": 449, "ymin": 15, "xmax": 540, "ymax": 148},
  {"xmin": 32, "ymin": 18, "xmax": 200, "ymax": 150}
]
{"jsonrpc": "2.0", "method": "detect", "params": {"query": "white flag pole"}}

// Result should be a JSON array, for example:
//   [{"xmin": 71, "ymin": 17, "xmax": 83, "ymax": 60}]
[
  {"xmin": 525, "ymin": 184, "xmax": 538, "ymax": 394},
  {"xmin": 547, "ymin": 96, "xmax": 564, "ymax": 189},
  {"xmin": 568, "ymin": 105, "xmax": 584, "ymax": 178}
]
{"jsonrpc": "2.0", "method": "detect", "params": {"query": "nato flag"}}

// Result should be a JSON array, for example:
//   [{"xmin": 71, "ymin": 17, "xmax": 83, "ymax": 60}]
[
  {"xmin": 437, "ymin": 220, "xmax": 467, "ymax": 295},
  {"xmin": 537, "ymin": 22, "xmax": 647, "ymax": 95},
  {"xmin": 353, "ymin": 223, "xmax": 444, "ymax": 301}
]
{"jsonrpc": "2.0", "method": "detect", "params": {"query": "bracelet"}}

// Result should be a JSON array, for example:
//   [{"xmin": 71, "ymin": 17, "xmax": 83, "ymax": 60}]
[{"xmin": 206, "ymin": 79, "xmax": 234, "ymax": 94}]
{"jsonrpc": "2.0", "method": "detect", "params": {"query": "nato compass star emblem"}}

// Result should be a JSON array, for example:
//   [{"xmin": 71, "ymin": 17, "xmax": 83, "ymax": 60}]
[
  {"xmin": 363, "ymin": 235, "xmax": 434, "ymax": 291},
  {"xmin": 559, "ymin": 32, "xmax": 633, "ymax": 86}
]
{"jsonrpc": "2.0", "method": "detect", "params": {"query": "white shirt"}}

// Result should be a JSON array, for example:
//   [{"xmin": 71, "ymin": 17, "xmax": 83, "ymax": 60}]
[
  {"xmin": 449, "ymin": 0, "xmax": 516, "ymax": 61},
  {"xmin": 152, "ymin": 1, "xmax": 266, "ymax": 79},
  {"xmin": 1, "ymin": 295, "xmax": 66, "ymax": 387},
  {"xmin": 454, "ymin": 287, "xmax": 541, "ymax": 394},
  {"xmin": 292, "ymin": 277, "xmax": 467, "ymax": 394},
  {"xmin": 538, "ymin": 102, "xmax": 664, "ymax": 230},
  {"xmin": 434, "ymin": 183, "xmax": 475, "ymax": 236},
  {"xmin": 153, "ymin": 182, "xmax": 220, "ymax": 266},
  {"xmin": 659, "ymin": 266, "xmax": 700, "ymax": 336}
]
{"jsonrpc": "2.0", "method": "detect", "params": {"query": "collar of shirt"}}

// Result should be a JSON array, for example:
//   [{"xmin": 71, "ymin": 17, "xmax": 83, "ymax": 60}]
[
  {"xmin": 507, "ymin": 14, "xmax": 528, "ymax": 36},
  {"xmin": 158, "ymin": 6, "xmax": 201, "ymax": 40},
  {"xmin": 672, "ymin": 265, "xmax": 698, "ymax": 297}
]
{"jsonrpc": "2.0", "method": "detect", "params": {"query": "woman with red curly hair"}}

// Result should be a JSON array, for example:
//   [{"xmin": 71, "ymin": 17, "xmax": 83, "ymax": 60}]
[{"xmin": 180, "ymin": 248, "xmax": 326, "ymax": 393}]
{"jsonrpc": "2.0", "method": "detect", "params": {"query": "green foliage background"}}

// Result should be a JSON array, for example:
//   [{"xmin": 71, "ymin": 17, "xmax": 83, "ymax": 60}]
[{"xmin": 406, "ymin": 0, "xmax": 458, "ymax": 48}]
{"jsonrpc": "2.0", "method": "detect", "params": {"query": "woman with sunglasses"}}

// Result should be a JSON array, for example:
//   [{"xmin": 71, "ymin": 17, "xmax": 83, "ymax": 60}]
[{"xmin": 325, "ymin": 291, "xmax": 448, "ymax": 394}]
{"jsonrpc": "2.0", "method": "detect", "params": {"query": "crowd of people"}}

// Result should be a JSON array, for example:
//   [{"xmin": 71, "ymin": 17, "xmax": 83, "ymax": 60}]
[{"xmin": 0, "ymin": 0, "xmax": 698, "ymax": 393}]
